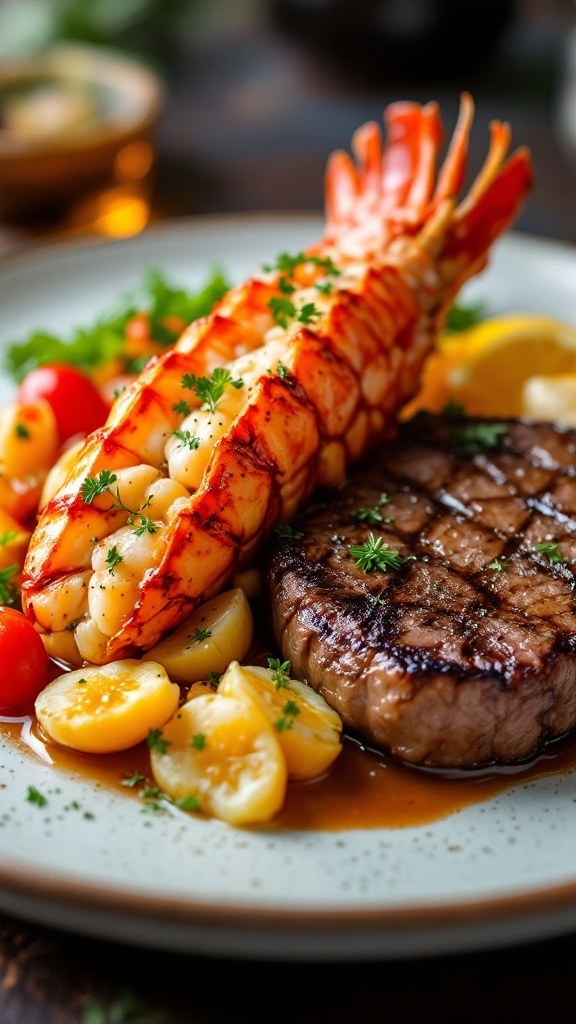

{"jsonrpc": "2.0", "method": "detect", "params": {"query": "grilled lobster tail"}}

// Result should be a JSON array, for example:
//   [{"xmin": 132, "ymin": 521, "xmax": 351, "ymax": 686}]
[{"xmin": 22, "ymin": 93, "xmax": 532, "ymax": 665}]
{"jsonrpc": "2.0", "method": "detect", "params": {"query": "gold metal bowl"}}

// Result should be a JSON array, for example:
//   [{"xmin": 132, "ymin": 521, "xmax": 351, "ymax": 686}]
[{"xmin": 0, "ymin": 43, "xmax": 165, "ymax": 220}]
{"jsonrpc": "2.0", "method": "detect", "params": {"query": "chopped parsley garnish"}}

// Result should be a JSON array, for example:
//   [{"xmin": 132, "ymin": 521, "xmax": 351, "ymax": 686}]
[
  {"xmin": 267, "ymin": 657, "xmax": 291, "ymax": 689},
  {"xmin": 207, "ymin": 672, "xmax": 221, "ymax": 688},
  {"xmin": 0, "ymin": 530, "xmax": 17, "ymax": 547},
  {"xmin": 190, "ymin": 733, "xmax": 207, "ymax": 751},
  {"xmin": 81, "ymin": 470, "xmax": 118, "ymax": 504},
  {"xmin": 176, "ymin": 795, "xmax": 201, "ymax": 812},
  {"xmin": 141, "ymin": 795, "xmax": 166, "ymax": 814},
  {"xmin": 191, "ymin": 627, "xmax": 212, "ymax": 644},
  {"xmin": 0, "ymin": 564, "xmax": 19, "ymax": 607},
  {"xmin": 354, "ymin": 507, "xmax": 385, "ymax": 524},
  {"xmin": 445, "ymin": 300, "xmax": 486, "ymax": 333},
  {"xmin": 298, "ymin": 302, "xmax": 322, "ymax": 325},
  {"xmin": 263, "ymin": 251, "xmax": 340, "ymax": 278},
  {"xmin": 105, "ymin": 546, "xmax": 123, "ymax": 573},
  {"xmin": 264, "ymin": 251, "xmax": 339, "ymax": 328},
  {"xmin": 488, "ymin": 556, "xmax": 506, "ymax": 572},
  {"xmin": 181, "ymin": 367, "xmax": 244, "ymax": 413},
  {"xmin": 349, "ymin": 534, "xmax": 414, "ymax": 573},
  {"xmin": 172, "ymin": 429, "xmax": 200, "ymax": 450},
  {"xmin": 452, "ymin": 422, "xmax": 507, "ymax": 453},
  {"xmin": 146, "ymin": 729, "xmax": 171, "ymax": 755},
  {"xmin": 534, "ymin": 541, "xmax": 566, "ymax": 565},
  {"xmin": 274, "ymin": 522, "xmax": 304, "ymax": 539},
  {"xmin": 131, "ymin": 515, "xmax": 156, "ymax": 538},
  {"xmin": 268, "ymin": 296, "xmax": 321, "ymax": 329},
  {"xmin": 277, "ymin": 363, "xmax": 290, "ymax": 379},
  {"xmin": 268, "ymin": 296, "xmax": 297, "ymax": 328},
  {"xmin": 15, "ymin": 422, "xmax": 29, "ymax": 439},
  {"xmin": 26, "ymin": 786, "xmax": 47, "ymax": 807},
  {"xmin": 353, "ymin": 496, "xmax": 392, "ymax": 525},
  {"xmin": 122, "ymin": 772, "xmax": 145, "ymax": 788},
  {"xmin": 442, "ymin": 400, "xmax": 465, "ymax": 418},
  {"xmin": 275, "ymin": 699, "xmax": 300, "ymax": 733},
  {"xmin": 142, "ymin": 785, "xmax": 162, "ymax": 800},
  {"xmin": 172, "ymin": 399, "xmax": 191, "ymax": 417}
]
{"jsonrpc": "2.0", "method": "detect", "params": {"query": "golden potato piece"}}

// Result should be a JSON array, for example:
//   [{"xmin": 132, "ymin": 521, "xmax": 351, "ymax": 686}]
[
  {"xmin": 35, "ymin": 659, "xmax": 180, "ymax": 753},
  {"xmin": 150, "ymin": 693, "xmax": 286, "ymax": 825},
  {"xmin": 142, "ymin": 587, "xmax": 253, "ymax": 683},
  {"xmin": 219, "ymin": 661, "xmax": 343, "ymax": 780}
]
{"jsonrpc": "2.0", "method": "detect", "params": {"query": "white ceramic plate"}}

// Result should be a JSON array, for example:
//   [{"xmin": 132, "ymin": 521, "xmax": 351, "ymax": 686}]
[{"xmin": 1, "ymin": 215, "xmax": 576, "ymax": 963}]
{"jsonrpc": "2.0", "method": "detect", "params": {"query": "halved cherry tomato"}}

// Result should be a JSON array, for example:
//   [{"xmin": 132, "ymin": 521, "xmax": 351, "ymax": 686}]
[
  {"xmin": 17, "ymin": 363, "xmax": 110, "ymax": 444},
  {"xmin": 0, "ymin": 607, "xmax": 48, "ymax": 710}
]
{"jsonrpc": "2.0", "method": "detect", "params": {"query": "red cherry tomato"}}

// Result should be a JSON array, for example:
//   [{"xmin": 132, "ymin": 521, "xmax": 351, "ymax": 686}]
[
  {"xmin": 0, "ymin": 608, "xmax": 48, "ymax": 709},
  {"xmin": 17, "ymin": 363, "xmax": 110, "ymax": 443}
]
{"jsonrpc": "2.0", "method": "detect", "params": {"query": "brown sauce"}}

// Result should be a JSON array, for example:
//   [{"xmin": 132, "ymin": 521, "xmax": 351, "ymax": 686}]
[{"xmin": 4, "ymin": 656, "xmax": 576, "ymax": 832}]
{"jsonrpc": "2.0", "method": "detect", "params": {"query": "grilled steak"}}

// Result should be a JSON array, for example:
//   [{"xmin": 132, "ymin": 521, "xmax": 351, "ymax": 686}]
[{"xmin": 266, "ymin": 414, "xmax": 576, "ymax": 768}]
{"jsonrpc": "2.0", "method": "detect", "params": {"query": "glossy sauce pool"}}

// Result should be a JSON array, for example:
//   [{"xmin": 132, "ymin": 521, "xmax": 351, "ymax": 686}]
[{"xmin": 3, "ymin": 658, "xmax": 576, "ymax": 831}]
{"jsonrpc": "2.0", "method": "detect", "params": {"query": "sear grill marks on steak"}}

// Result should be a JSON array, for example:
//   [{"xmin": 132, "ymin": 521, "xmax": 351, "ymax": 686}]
[{"xmin": 266, "ymin": 415, "xmax": 576, "ymax": 768}]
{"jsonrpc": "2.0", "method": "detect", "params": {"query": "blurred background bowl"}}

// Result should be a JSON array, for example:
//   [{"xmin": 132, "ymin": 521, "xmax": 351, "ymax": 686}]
[{"xmin": 0, "ymin": 42, "xmax": 164, "ymax": 221}]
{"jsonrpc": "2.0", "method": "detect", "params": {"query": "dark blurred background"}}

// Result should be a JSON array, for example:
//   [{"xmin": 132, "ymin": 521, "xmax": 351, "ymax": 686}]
[
  {"xmin": 1, "ymin": 4, "xmax": 576, "ymax": 1021},
  {"xmin": 0, "ymin": 0, "xmax": 575, "ymax": 249}
]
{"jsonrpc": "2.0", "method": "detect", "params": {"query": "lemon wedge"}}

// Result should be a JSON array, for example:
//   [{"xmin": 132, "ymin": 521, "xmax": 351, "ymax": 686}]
[
  {"xmin": 522, "ymin": 374, "xmax": 576, "ymax": 425},
  {"xmin": 219, "ymin": 661, "xmax": 343, "ymax": 780},
  {"xmin": 403, "ymin": 314, "xmax": 576, "ymax": 420},
  {"xmin": 35, "ymin": 660, "xmax": 180, "ymax": 754},
  {"xmin": 150, "ymin": 693, "xmax": 287, "ymax": 825}
]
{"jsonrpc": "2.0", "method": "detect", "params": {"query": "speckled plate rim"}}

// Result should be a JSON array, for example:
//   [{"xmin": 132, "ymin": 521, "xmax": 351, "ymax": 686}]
[
  {"xmin": 4, "ymin": 852, "xmax": 576, "ymax": 961},
  {"xmin": 1, "ymin": 216, "xmax": 576, "ymax": 962}
]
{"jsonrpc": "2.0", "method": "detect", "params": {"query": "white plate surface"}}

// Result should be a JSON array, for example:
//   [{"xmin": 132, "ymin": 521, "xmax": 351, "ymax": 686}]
[{"xmin": 1, "ymin": 215, "xmax": 576, "ymax": 962}]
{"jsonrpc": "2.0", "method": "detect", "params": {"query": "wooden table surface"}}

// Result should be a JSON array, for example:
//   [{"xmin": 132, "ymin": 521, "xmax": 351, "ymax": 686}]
[{"xmin": 2, "ymin": 3, "xmax": 576, "ymax": 1021}]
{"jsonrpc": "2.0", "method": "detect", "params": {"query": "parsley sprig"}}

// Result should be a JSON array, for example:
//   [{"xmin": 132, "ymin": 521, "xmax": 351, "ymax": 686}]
[
  {"xmin": 268, "ymin": 296, "xmax": 322, "ymax": 329},
  {"xmin": 172, "ymin": 399, "xmax": 191, "ymax": 417},
  {"xmin": 353, "ymin": 493, "xmax": 392, "ymax": 526},
  {"xmin": 267, "ymin": 657, "xmax": 291, "ymax": 689},
  {"xmin": 172, "ymin": 429, "xmax": 200, "ymax": 450},
  {"xmin": 452, "ymin": 422, "xmax": 507, "ymax": 453},
  {"xmin": 181, "ymin": 367, "xmax": 244, "ymax": 413},
  {"xmin": 349, "ymin": 534, "xmax": 415, "ymax": 573},
  {"xmin": 81, "ymin": 470, "xmax": 157, "ymax": 537},
  {"xmin": 534, "ymin": 541, "xmax": 566, "ymax": 565},
  {"xmin": 81, "ymin": 469, "xmax": 117, "ymax": 504},
  {"xmin": 105, "ymin": 546, "xmax": 123, "ymax": 573}
]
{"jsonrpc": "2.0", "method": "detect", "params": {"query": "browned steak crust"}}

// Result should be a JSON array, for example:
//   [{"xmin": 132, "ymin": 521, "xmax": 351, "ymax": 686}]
[{"xmin": 266, "ymin": 415, "xmax": 576, "ymax": 768}]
